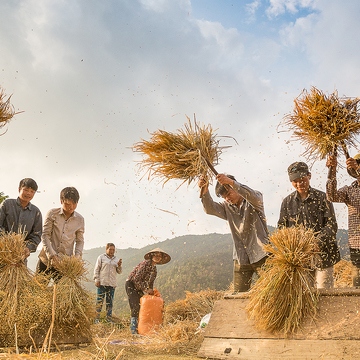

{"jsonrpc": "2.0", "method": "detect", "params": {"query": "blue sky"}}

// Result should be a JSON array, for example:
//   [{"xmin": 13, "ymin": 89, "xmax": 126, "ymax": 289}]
[{"xmin": 0, "ymin": 0, "xmax": 359, "ymax": 252}]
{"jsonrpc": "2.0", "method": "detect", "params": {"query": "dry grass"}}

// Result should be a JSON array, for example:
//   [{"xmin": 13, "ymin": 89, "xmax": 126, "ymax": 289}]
[
  {"xmin": 246, "ymin": 226, "xmax": 319, "ymax": 335},
  {"xmin": 283, "ymin": 86, "xmax": 360, "ymax": 160},
  {"xmin": 0, "ymin": 232, "xmax": 52, "ymax": 346},
  {"xmin": 334, "ymin": 259, "xmax": 353, "ymax": 288},
  {"xmin": 0, "ymin": 234, "xmax": 95, "ymax": 348},
  {"xmin": 54, "ymin": 256, "xmax": 96, "ymax": 336},
  {"xmin": 164, "ymin": 289, "xmax": 224, "ymax": 324},
  {"xmin": 0, "ymin": 88, "xmax": 17, "ymax": 130},
  {"xmin": 132, "ymin": 116, "xmax": 225, "ymax": 187}
]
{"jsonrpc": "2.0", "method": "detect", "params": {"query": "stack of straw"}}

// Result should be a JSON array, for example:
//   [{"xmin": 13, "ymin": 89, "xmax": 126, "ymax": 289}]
[
  {"xmin": 164, "ymin": 289, "xmax": 224, "ymax": 324},
  {"xmin": 0, "ymin": 232, "xmax": 52, "ymax": 346},
  {"xmin": 53, "ymin": 255, "xmax": 96, "ymax": 337},
  {"xmin": 0, "ymin": 88, "xmax": 16, "ymax": 130},
  {"xmin": 283, "ymin": 86, "xmax": 360, "ymax": 160},
  {"xmin": 132, "ymin": 116, "xmax": 224, "ymax": 187},
  {"xmin": 246, "ymin": 226, "xmax": 318, "ymax": 335}
]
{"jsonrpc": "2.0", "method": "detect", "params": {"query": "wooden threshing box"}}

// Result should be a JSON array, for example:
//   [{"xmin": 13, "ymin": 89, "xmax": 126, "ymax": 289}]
[{"xmin": 198, "ymin": 288, "xmax": 360, "ymax": 360}]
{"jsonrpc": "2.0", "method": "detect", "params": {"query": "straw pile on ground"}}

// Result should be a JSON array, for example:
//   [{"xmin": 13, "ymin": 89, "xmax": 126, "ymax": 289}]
[
  {"xmin": 0, "ymin": 232, "xmax": 52, "ymax": 347},
  {"xmin": 132, "ymin": 116, "xmax": 224, "ymax": 187},
  {"xmin": 283, "ymin": 86, "xmax": 360, "ymax": 160},
  {"xmin": 246, "ymin": 226, "xmax": 319, "ymax": 335},
  {"xmin": 0, "ymin": 88, "xmax": 16, "ymax": 130}
]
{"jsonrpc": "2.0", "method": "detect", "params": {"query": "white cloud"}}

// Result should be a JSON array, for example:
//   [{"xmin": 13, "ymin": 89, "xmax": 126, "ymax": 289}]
[{"xmin": 266, "ymin": 0, "xmax": 315, "ymax": 18}]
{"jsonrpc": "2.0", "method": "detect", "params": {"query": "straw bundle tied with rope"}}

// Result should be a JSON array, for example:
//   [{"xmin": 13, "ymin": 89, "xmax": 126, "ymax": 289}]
[
  {"xmin": 53, "ymin": 255, "xmax": 96, "ymax": 335},
  {"xmin": 0, "ymin": 232, "xmax": 52, "ymax": 346},
  {"xmin": 132, "ymin": 116, "xmax": 227, "ymax": 188},
  {"xmin": 0, "ymin": 232, "xmax": 95, "ymax": 346},
  {"xmin": 246, "ymin": 225, "xmax": 319, "ymax": 335},
  {"xmin": 283, "ymin": 86, "xmax": 360, "ymax": 161}
]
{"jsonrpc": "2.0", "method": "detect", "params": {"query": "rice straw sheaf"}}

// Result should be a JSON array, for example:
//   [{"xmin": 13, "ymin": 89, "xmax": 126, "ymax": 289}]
[
  {"xmin": 283, "ymin": 87, "xmax": 360, "ymax": 160},
  {"xmin": 164, "ymin": 289, "xmax": 224, "ymax": 324},
  {"xmin": 0, "ymin": 232, "xmax": 52, "ymax": 346},
  {"xmin": 132, "ymin": 116, "xmax": 224, "ymax": 187},
  {"xmin": 246, "ymin": 226, "xmax": 319, "ymax": 335},
  {"xmin": 54, "ymin": 255, "xmax": 96, "ymax": 336},
  {"xmin": 333, "ymin": 259, "xmax": 352, "ymax": 288},
  {"xmin": 0, "ymin": 88, "xmax": 16, "ymax": 130}
]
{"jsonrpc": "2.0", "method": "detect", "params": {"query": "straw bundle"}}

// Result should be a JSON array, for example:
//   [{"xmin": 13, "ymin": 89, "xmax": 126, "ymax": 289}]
[
  {"xmin": 0, "ymin": 232, "xmax": 52, "ymax": 346},
  {"xmin": 54, "ymin": 255, "xmax": 96, "ymax": 336},
  {"xmin": 0, "ymin": 88, "xmax": 16, "ymax": 130},
  {"xmin": 164, "ymin": 289, "xmax": 224, "ymax": 324},
  {"xmin": 246, "ymin": 226, "xmax": 319, "ymax": 335},
  {"xmin": 283, "ymin": 87, "xmax": 360, "ymax": 160},
  {"xmin": 132, "ymin": 116, "xmax": 224, "ymax": 187},
  {"xmin": 333, "ymin": 259, "xmax": 353, "ymax": 288}
]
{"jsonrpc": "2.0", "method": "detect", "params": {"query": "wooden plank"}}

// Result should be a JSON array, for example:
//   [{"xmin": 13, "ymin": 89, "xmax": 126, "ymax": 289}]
[
  {"xmin": 197, "ymin": 338, "xmax": 360, "ymax": 359},
  {"xmin": 204, "ymin": 296, "xmax": 360, "ymax": 340},
  {"xmin": 224, "ymin": 287, "xmax": 360, "ymax": 299}
]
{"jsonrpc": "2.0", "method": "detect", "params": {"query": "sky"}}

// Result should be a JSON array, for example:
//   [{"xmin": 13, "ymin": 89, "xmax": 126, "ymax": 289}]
[{"xmin": 0, "ymin": 0, "xmax": 359, "ymax": 251}]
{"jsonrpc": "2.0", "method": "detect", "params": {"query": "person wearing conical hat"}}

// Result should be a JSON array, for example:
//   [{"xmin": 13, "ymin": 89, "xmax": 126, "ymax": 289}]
[
  {"xmin": 327, "ymin": 154, "xmax": 360, "ymax": 288},
  {"xmin": 125, "ymin": 248, "xmax": 171, "ymax": 335}
]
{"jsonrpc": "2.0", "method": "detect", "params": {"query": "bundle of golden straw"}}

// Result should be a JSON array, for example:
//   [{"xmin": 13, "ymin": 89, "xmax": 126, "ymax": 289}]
[
  {"xmin": 132, "ymin": 116, "xmax": 223, "ymax": 187},
  {"xmin": 164, "ymin": 289, "xmax": 224, "ymax": 324},
  {"xmin": 283, "ymin": 86, "xmax": 360, "ymax": 160},
  {"xmin": 246, "ymin": 226, "xmax": 318, "ymax": 335},
  {"xmin": 0, "ymin": 88, "xmax": 16, "ymax": 130},
  {"xmin": 0, "ymin": 232, "xmax": 52, "ymax": 346},
  {"xmin": 54, "ymin": 255, "xmax": 96, "ymax": 335},
  {"xmin": 333, "ymin": 259, "xmax": 352, "ymax": 288}
]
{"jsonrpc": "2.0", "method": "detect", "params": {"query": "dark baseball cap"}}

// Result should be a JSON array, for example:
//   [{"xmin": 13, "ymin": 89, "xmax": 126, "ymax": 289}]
[{"xmin": 287, "ymin": 162, "xmax": 309, "ymax": 182}]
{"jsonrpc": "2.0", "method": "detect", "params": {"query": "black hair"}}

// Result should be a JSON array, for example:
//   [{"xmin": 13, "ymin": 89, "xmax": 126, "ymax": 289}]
[
  {"xmin": 106, "ymin": 243, "xmax": 115, "ymax": 249},
  {"xmin": 60, "ymin": 187, "xmax": 80, "ymax": 203},
  {"xmin": 19, "ymin": 178, "xmax": 38, "ymax": 192},
  {"xmin": 215, "ymin": 174, "xmax": 236, "ymax": 197}
]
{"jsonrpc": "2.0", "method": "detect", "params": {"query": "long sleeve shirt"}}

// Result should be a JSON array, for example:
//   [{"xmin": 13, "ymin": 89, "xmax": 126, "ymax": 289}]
[
  {"xmin": 39, "ymin": 207, "xmax": 85, "ymax": 265},
  {"xmin": 278, "ymin": 187, "xmax": 340, "ymax": 268},
  {"xmin": 127, "ymin": 259, "xmax": 157, "ymax": 291},
  {"xmin": 201, "ymin": 181, "xmax": 269, "ymax": 265},
  {"xmin": 93, "ymin": 253, "xmax": 122, "ymax": 288},
  {"xmin": 0, "ymin": 198, "xmax": 42, "ymax": 252},
  {"xmin": 327, "ymin": 178, "xmax": 360, "ymax": 250}
]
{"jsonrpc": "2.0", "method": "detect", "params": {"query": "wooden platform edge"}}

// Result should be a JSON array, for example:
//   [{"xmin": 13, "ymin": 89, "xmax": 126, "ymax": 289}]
[
  {"xmin": 223, "ymin": 287, "xmax": 360, "ymax": 299},
  {"xmin": 197, "ymin": 338, "xmax": 360, "ymax": 360}
]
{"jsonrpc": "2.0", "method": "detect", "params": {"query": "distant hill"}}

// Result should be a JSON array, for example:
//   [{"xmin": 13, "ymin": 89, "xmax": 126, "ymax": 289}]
[{"xmin": 80, "ymin": 226, "xmax": 350, "ymax": 316}]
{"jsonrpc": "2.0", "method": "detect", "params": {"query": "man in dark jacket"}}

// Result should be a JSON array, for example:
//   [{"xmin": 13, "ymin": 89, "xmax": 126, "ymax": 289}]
[{"xmin": 278, "ymin": 162, "xmax": 340, "ymax": 289}]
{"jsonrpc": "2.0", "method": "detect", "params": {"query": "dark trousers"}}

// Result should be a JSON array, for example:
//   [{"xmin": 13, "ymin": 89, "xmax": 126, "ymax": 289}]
[
  {"xmin": 36, "ymin": 260, "xmax": 62, "ymax": 283},
  {"xmin": 96, "ymin": 285, "xmax": 115, "ymax": 319},
  {"xmin": 125, "ymin": 280, "xmax": 144, "ymax": 318},
  {"xmin": 233, "ymin": 256, "xmax": 267, "ymax": 292}
]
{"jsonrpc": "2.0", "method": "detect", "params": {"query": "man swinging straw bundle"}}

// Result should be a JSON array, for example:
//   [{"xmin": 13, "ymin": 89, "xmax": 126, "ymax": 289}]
[
  {"xmin": 246, "ymin": 225, "xmax": 318, "ymax": 335},
  {"xmin": 132, "ymin": 116, "xmax": 224, "ymax": 187}
]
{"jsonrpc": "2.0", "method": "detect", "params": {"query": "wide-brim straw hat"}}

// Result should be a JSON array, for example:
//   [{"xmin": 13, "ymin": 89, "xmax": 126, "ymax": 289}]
[{"xmin": 144, "ymin": 247, "xmax": 171, "ymax": 265}]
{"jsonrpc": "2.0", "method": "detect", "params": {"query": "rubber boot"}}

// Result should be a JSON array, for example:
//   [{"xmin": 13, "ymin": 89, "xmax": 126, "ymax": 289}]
[{"xmin": 130, "ymin": 317, "xmax": 138, "ymax": 334}]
